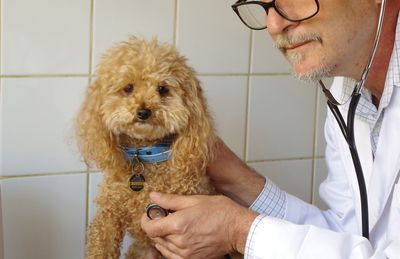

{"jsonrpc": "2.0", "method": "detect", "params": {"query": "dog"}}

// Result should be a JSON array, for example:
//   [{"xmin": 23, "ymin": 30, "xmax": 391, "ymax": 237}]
[{"xmin": 76, "ymin": 37, "xmax": 217, "ymax": 258}]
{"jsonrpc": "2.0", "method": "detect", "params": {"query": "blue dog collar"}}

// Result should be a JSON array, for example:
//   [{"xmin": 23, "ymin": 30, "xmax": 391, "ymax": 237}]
[{"xmin": 124, "ymin": 144, "xmax": 172, "ymax": 163}]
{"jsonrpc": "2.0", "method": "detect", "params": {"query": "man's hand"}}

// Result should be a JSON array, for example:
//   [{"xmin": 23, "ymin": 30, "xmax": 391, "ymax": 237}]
[{"xmin": 141, "ymin": 192, "xmax": 258, "ymax": 259}]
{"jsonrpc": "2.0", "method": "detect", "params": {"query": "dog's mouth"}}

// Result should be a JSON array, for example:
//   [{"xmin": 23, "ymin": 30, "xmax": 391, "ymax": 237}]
[
  {"xmin": 132, "ymin": 118, "xmax": 160, "ymax": 130},
  {"xmin": 123, "ymin": 112, "xmax": 181, "ymax": 140},
  {"xmin": 124, "ymin": 122, "xmax": 173, "ymax": 141},
  {"xmin": 133, "ymin": 117, "xmax": 154, "ymax": 125}
]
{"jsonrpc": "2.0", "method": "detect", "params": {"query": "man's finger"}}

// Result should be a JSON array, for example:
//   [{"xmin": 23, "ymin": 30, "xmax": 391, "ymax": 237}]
[
  {"xmin": 149, "ymin": 192, "xmax": 202, "ymax": 211},
  {"xmin": 153, "ymin": 237, "xmax": 181, "ymax": 253},
  {"xmin": 141, "ymin": 212, "xmax": 182, "ymax": 238},
  {"xmin": 141, "ymin": 213, "xmax": 169, "ymax": 237},
  {"xmin": 154, "ymin": 243, "xmax": 183, "ymax": 259}
]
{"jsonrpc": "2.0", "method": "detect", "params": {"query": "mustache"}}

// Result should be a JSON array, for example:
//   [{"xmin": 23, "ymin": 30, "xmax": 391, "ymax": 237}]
[{"xmin": 274, "ymin": 33, "xmax": 322, "ymax": 50}]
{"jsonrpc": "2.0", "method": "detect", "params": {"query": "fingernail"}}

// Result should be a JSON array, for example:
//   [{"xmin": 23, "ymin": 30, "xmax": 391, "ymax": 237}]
[{"xmin": 150, "ymin": 192, "xmax": 161, "ymax": 200}]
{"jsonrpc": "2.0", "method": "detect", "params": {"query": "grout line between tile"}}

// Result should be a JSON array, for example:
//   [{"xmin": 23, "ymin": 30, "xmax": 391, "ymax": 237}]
[
  {"xmin": 88, "ymin": 0, "xmax": 95, "ymax": 78},
  {"xmin": 0, "ymin": 73, "xmax": 292, "ymax": 78},
  {"xmin": 85, "ymin": 171, "xmax": 90, "ymax": 230},
  {"xmin": 85, "ymin": 0, "xmax": 96, "ymax": 232},
  {"xmin": 173, "ymin": 0, "xmax": 179, "ymax": 46},
  {"xmin": 198, "ymin": 72, "xmax": 290, "ymax": 77},
  {"xmin": 247, "ymin": 156, "xmax": 323, "ymax": 164},
  {"xmin": 311, "ymin": 88, "xmax": 320, "ymax": 204},
  {"xmin": 0, "ymin": 171, "xmax": 88, "ymax": 180},
  {"xmin": 244, "ymin": 29, "xmax": 254, "ymax": 162},
  {"xmin": 0, "ymin": 74, "xmax": 90, "ymax": 78}
]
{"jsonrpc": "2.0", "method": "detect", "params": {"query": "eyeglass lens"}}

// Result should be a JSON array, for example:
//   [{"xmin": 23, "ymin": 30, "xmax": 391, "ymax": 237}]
[{"xmin": 235, "ymin": 0, "xmax": 319, "ymax": 30}]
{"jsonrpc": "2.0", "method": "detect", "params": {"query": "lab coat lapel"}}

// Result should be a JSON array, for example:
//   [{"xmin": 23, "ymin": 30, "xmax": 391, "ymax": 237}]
[{"xmin": 368, "ymin": 86, "xmax": 400, "ymax": 229}]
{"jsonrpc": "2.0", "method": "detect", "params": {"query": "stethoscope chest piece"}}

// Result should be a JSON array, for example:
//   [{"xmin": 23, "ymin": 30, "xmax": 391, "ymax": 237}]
[{"xmin": 146, "ymin": 203, "xmax": 170, "ymax": 220}]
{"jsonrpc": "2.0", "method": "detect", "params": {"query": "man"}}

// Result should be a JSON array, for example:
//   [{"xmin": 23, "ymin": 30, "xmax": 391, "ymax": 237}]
[{"xmin": 141, "ymin": 0, "xmax": 400, "ymax": 257}]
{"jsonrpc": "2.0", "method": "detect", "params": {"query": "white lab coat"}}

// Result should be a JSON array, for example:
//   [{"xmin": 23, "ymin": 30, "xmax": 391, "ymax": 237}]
[{"xmin": 249, "ymin": 76, "xmax": 400, "ymax": 258}]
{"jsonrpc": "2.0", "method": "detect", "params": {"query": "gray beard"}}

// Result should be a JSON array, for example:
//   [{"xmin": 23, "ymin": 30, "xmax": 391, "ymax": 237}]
[
  {"xmin": 286, "ymin": 52, "xmax": 332, "ymax": 82},
  {"xmin": 274, "ymin": 33, "xmax": 331, "ymax": 82}
]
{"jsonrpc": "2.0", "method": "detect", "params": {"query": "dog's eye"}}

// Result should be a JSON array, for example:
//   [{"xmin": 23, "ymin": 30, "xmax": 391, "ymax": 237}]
[
  {"xmin": 158, "ymin": 85, "xmax": 169, "ymax": 95},
  {"xmin": 123, "ymin": 84, "xmax": 134, "ymax": 94}
]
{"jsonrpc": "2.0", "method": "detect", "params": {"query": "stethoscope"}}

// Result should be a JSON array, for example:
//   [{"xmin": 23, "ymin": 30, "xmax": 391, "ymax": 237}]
[{"xmin": 318, "ymin": 0, "xmax": 387, "ymax": 239}]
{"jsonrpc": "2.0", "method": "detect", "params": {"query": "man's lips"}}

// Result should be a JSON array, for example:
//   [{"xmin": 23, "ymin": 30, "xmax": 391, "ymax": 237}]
[{"xmin": 284, "ymin": 40, "xmax": 312, "ymax": 51}]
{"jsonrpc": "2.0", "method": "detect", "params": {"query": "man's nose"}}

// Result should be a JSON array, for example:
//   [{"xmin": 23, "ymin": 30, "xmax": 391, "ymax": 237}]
[{"xmin": 266, "ymin": 8, "xmax": 298, "ymax": 35}]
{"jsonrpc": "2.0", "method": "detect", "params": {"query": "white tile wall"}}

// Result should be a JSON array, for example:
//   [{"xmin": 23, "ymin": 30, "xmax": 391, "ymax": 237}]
[
  {"xmin": 1, "ymin": 0, "xmax": 91, "ymax": 75},
  {"xmin": 0, "ymin": 185, "xmax": 4, "ymax": 259},
  {"xmin": 0, "ymin": 0, "xmax": 328, "ymax": 257},
  {"xmin": 200, "ymin": 76, "xmax": 247, "ymax": 159},
  {"xmin": 177, "ymin": 0, "xmax": 251, "ymax": 74},
  {"xmin": 247, "ymin": 75, "xmax": 317, "ymax": 161},
  {"xmin": 1, "ymin": 78, "xmax": 87, "ymax": 176},
  {"xmin": 93, "ymin": 0, "xmax": 176, "ymax": 70},
  {"xmin": 316, "ymin": 84, "xmax": 329, "ymax": 156},
  {"xmin": 251, "ymin": 30, "xmax": 291, "ymax": 74},
  {"xmin": 249, "ymin": 159, "xmax": 313, "ymax": 202},
  {"xmin": 1, "ymin": 174, "xmax": 86, "ymax": 259}
]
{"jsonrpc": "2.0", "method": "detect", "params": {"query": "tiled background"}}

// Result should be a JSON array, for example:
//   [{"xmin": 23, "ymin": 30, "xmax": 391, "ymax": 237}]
[{"xmin": 0, "ymin": 0, "xmax": 328, "ymax": 258}]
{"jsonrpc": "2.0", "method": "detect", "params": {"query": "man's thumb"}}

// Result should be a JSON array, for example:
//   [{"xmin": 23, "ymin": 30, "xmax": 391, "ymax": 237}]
[{"xmin": 149, "ymin": 192, "xmax": 198, "ymax": 211}]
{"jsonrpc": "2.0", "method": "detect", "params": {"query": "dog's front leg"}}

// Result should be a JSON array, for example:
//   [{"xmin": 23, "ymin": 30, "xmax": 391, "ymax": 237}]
[
  {"xmin": 85, "ymin": 208, "xmax": 126, "ymax": 259},
  {"xmin": 85, "ymin": 187, "xmax": 128, "ymax": 259}
]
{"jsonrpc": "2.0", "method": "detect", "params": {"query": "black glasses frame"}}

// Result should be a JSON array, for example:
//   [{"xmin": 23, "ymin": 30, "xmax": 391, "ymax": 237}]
[{"xmin": 231, "ymin": 0, "xmax": 320, "ymax": 30}]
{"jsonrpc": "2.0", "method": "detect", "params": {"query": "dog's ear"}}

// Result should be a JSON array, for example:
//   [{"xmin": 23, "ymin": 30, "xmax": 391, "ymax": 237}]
[
  {"xmin": 75, "ymin": 80, "xmax": 123, "ymax": 171},
  {"xmin": 171, "ymin": 74, "xmax": 217, "ymax": 175}
]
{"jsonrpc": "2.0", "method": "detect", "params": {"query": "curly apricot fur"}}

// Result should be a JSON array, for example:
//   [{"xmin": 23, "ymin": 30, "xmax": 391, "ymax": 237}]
[{"xmin": 76, "ymin": 37, "xmax": 217, "ymax": 259}]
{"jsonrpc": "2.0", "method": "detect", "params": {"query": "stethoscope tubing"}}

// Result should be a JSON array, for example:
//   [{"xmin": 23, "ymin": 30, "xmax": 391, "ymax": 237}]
[
  {"xmin": 319, "ymin": 0, "xmax": 387, "ymax": 240},
  {"xmin": 327, "ymin": 94, "xmax": 369, "ymax": 239}
]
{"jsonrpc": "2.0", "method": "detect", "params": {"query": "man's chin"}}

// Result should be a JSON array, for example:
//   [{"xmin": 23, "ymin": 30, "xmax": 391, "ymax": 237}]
[
  {"xmin": 291, "ymin": 64, "xmax": 332, "ymax": 83},
  {"xmin": 284, "ymin": 50, "xmax": 332, "ymax": 82}
]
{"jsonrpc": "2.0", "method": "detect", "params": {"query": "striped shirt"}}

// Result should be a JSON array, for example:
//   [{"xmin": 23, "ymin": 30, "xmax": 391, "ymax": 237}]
[{"xmin": 244, "ymin": 12, "xmax": 400, "ymax": 258}]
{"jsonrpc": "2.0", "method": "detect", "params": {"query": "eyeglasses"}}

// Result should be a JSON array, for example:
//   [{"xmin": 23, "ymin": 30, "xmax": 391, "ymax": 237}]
[{"xmin": 232, "ymin": 0, "xmax": 320, "ymax": 30}]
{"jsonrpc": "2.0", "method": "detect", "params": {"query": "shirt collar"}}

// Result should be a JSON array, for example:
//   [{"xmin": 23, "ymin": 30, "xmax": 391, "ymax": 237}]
[{"xmin": 340, "ymin": 11, "xmax": 400, "ymax": 110}]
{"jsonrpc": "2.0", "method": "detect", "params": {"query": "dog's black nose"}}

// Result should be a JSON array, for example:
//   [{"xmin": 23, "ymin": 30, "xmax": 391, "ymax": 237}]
[{"xmin": 137, "ymin": 108, "xmax": 152, "ymax": 120}]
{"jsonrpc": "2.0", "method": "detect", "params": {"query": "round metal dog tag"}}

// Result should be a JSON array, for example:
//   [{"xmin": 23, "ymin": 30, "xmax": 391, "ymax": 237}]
[{"xmin": 129, "ymin": 174, "xmax": 145, "ymax": 192}]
